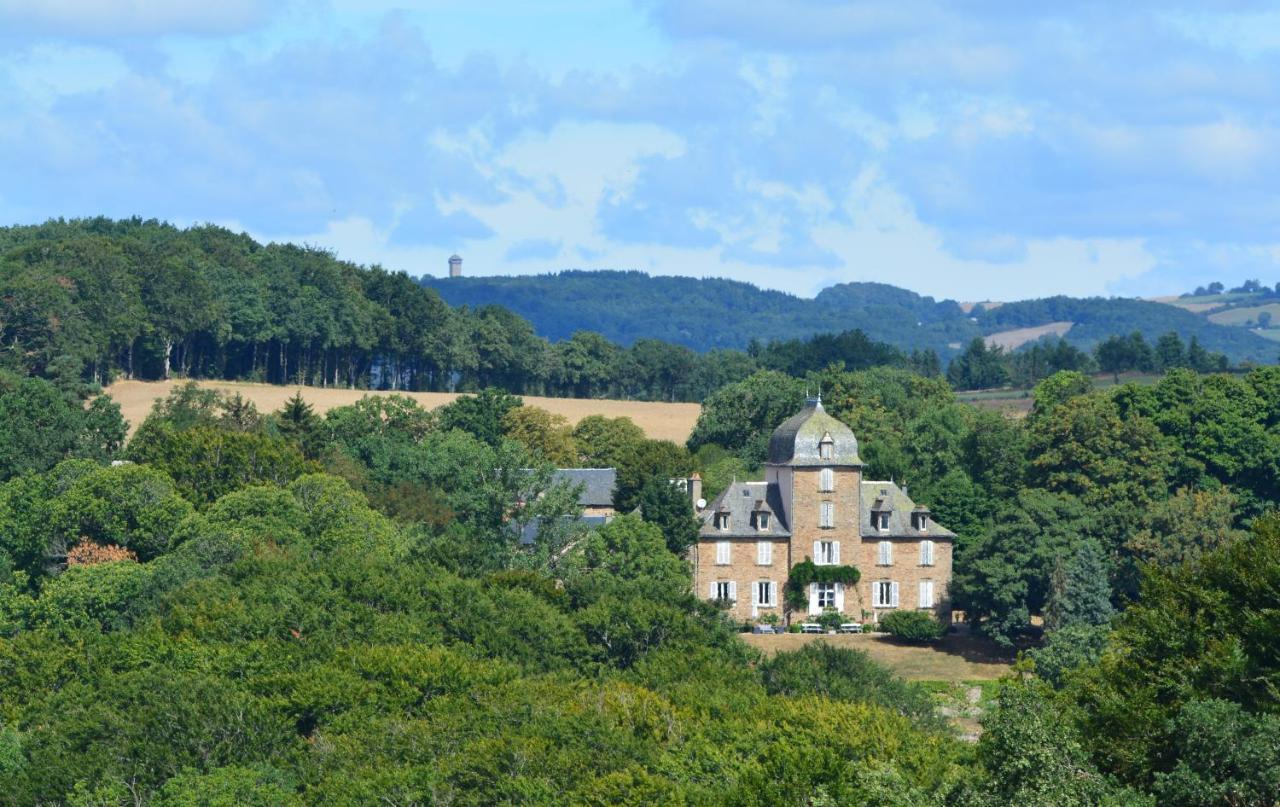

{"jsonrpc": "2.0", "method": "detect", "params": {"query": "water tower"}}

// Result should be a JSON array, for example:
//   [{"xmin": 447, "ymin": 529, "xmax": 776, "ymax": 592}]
[{"xmin": 448, "ymin": 254, "xmax": 462, "ymax": 277}]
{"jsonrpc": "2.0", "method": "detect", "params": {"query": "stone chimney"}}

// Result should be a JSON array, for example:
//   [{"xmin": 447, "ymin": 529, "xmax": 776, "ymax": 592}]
[{"xmin": 689, "ymin": 472, "xmax": 703, "ymax": 511}]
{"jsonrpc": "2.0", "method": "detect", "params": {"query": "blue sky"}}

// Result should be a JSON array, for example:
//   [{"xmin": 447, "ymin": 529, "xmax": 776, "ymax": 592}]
[{"xmin": 3, "ymin": 1, "xmax": 1280, "ymax": 300}]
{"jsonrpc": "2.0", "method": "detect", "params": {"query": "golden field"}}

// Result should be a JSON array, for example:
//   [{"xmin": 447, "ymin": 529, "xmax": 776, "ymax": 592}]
[{"xmin": 104, "ymin": 379, "xmax": 703, "ymax": 443}]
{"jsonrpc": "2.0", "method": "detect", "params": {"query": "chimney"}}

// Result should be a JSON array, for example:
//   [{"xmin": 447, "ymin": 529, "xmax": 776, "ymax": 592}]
[
  {"xmin": 689, "ymin": 472, "xmax": 703, "ymax": 511},
  {"xmin": 448, "ymin": 254, "xmax": 462, "ymax": 278}
]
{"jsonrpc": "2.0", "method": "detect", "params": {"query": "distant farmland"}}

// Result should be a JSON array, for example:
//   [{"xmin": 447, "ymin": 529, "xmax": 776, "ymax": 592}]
[{"xmin": 104, "ymin": 380, "xmax": 703, "ymax": 444}]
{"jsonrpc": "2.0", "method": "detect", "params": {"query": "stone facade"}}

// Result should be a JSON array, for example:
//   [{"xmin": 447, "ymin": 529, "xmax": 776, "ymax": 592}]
[{"xmin": 692, "ymin": 398, "xmax": 954, "ymax": 625}]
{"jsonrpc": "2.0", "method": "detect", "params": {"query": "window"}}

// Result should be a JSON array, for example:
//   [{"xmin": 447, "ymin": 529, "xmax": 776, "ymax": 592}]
[
  {"xmin": 816, "ymin": 582, "xmax": 837, "ymax": 609},
  {"xmin": 757, "ymin": 541, "xmax": 773, "ymax": 565},
  {"xmin": 815, "ymin": 540, "xmax": 839, "ymax": 565},
  {"xmin": 819, "ymin": 439, "xmax": 833, "ymax": 460},
  {"xmin": 874, "ymin": 512, "xmax": 890, "ymax": 531},
  {"xmin": 873, "ymin": 581, "xmax": 899, "ymax": 608},
  {"xmin": 919, "ymin": 580, "xmax": 935, "ymax": 609},
  {"xmin": 819, "ymin": 501, "xmax": 834, "ymax": 528},
  {"xmin": 755, "ymin": 512, "xmax": 770, "ymax": 530},
  {"xmin": 712, "ymin": 581, "xmax": 736, "ymax": 602},
  {"xmin": 913, "ymin": 512, "xmax": 928, "ymax": 531},
  {"xmin": 715, "ymin": 541, "xmax": 731, "ymax": 565},
  {"xmin": 715, "ymin": 512, "xmax": 730, "ymax": 531},
  {"xmin": 755, "ymin": 581, "xmax": 776, "ymax": 607},
  {"xmin": 819, "ymin": 467, "xmax": 834, "ymax": 492},
  {"xmin": 877, "ymin": 540, "xmax": 892, "ymax": 566},
  {"xmin": 920, "ymin": 540, "xmax": 935, "ymax": 566}
]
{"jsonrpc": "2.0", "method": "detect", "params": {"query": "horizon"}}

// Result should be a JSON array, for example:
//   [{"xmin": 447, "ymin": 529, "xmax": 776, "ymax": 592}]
[{"xmin": 5, "ymin": 3, "xmax": 1280, "ymax": 300}]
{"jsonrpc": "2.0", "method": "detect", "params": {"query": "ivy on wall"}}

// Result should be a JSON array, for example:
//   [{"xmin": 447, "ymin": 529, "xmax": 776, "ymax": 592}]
[{"xmin": 784, "ymin": 559, "xmax": 861, "ymax": 611}]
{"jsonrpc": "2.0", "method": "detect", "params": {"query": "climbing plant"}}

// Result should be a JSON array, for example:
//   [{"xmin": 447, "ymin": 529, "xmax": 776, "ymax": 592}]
[{"xmin": 784, "ymin": 559, "xmax": 861, "ymax": 611}]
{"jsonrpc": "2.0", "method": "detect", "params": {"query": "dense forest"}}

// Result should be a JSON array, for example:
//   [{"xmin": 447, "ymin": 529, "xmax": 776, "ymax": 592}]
[
  {"xmin": 3, "ymin": 361, "xmax": 1280, "ymax": 802},
  {"xmin": 422, "ymin": 269, "xmax": 1276, "ymax": 362}
]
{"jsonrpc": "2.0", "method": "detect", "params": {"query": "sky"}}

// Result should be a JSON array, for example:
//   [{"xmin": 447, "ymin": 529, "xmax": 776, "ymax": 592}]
[{"xmin": 3, "ymin": 1, "xmax": 1280, "ymax": 301}]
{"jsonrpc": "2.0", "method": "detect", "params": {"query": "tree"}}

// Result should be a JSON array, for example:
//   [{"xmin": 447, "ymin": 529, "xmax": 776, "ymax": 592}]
[
  {"xmin": 501, "ymin": 405, "xmax": 577, "ymax": 465},
  {"xmin": 436, "ymin": 387, "xmax": 523, "ymax": 446},
  {"xmin": 1152, "ymin": 700, "xmax": 1280, "ymax": 807},
  {"xmin": 1153, "ymin": 331, "xmax": 1187, "ymax": 371},
  {"xmin": 965, "ymin": 679, "xmax": 1148, "ymax": 806},
  {"xmin": 1042, "ymin": 540, "xmax": 1113, "ymax": 632},
  {"xmin": 635, "ymin": 477, "xmax": 700, "ymax": 555},
  {"xmin": 0, "ymin": 374, "xmax": 125, "ymax": 482},
  {"xmin": 686, "ymin": 370, "xmax": 806, "ymax": 459},
  {"xmin": 271, "ymin": 392, "xmax": 324, "ymax": 459},
  {"xmin": 947, "ymin": 337, "xmax": 1010, "ymax": 390}
]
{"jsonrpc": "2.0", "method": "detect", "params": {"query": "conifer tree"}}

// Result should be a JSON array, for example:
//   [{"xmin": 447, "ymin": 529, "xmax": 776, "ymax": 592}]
[{"xmin": 1044, "ymin": 540, "xmax": 1113, "ymax": 631}]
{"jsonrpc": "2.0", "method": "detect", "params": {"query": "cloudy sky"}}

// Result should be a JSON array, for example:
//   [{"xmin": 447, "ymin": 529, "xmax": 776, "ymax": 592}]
[{"xmin": 3, "ymin": 1, "xmax": 1279, "ymax": 300}]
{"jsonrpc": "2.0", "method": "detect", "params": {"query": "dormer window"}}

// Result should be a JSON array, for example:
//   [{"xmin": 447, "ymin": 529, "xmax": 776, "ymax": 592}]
[
  {"xmin": 715, "ymin": 512, "xmax": 730, "ymax": 531},
  {"xmin": 912, "ymin": 512, "xmax": 929, "ymax": 531},
  {"xmin": 818, "ymin": 433, "xmax": 834, "ymax": 460},
  {"xmin": 754, "ymin": 512, "xmax": 770, "ymax": 531},
  {"xmin": 874, "ymin": 512, "xmax": 890, "ymax": 531}
]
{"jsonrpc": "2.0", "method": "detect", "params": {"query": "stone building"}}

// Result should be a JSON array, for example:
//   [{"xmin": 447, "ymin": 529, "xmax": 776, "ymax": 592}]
[{"xmin": 692, "ymin": 397, "xmax": 954, "ymax": 624}]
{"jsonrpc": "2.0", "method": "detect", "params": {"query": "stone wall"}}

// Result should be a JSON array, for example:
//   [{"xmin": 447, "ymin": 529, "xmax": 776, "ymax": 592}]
[
  {"xmin": 693, "ymin": 536, "xmax": 792, "ymax": 623},
  {"xmin": 853, "ymin": 535, "xmax": 953, "ymax": 622}
]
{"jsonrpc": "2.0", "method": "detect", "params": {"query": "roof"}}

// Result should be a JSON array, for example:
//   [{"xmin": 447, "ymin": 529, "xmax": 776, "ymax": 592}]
[
  {"xmin": 552, "ymin": 468, "xmax": 617, "ymax": 508},
  {"xmin": 516, "ymin": 514, "xmax": 609, "ymax": 545},
  {"xmin": 859, "ymin": 481, "xmax": 955, "ymax": 539},
  {"xmin": 698, "ymin": 481, "xmax": 791, "ymax": 539},
  {"xmin": 766, "ymin": 397, "xmax": 863, "ymax": 467}
]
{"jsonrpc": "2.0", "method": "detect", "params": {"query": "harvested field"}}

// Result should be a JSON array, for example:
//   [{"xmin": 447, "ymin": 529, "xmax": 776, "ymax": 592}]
[
  {"xmin": 742, "ymin": 631, "xmax": 1013, "ymax": 682},
  {"xmin": 983, "ymin": 320, "xmax": 1072, "ymax": 350},
  {"xmin": 104, "ymin": 379, "xmax": 702, "ymax": 443},
  {"xmin": 1207, "ymin": 302, "xmax": 1280, "ymax": 326}
]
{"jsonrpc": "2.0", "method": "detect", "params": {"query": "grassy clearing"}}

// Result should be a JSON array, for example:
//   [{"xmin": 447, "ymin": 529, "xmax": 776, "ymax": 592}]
[
  {"xmin": 103, "ymin": 379, "xmax": 703, "ymax": 443},
  {"xmin": 1208, "ymin": 302, "xmax": 1280, "ymax": 326},
  {"xmin": 742, "ymin": 631, "xmax": 1014, "ymax": 682}
]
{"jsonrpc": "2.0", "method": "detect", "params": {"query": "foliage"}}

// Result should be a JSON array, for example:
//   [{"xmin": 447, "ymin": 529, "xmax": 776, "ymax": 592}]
[
  {"xmin": 878, "ymin": 610, "xmax": 946, "ymax": 643},
  {"xmin": 635, "ymin": 477, "xmax": 700, "ymax": 555},
  {"xmin": 1066, "ymin": 514, "xmax": 1280, "ymax": 785},
  {"xmin": 501, "ymin": 405, "xmax": 577, "ymax": 465},
  {"xmin": 959, "ymin": 678, "xmax": 1151, "ymax": 806},
  {"xmin": 1151, "ymin": 699, "xmax": 1280, "ymax": 807},
  {"xmin": 784, "ymin": 560, "xmax": 861, "ymax": 611},
  {"xmin": 66, "ymin": 542, "xmax": 138, "ymax": 566},
  {"xmin": 947, "ymin": 338, "xmax": 1010, "ymax": 390},
  {"xmin": 758, "ymin": 643, "xmax": 942, "ymax": 729},
  {"xmin": 1027, "ymin": 623, "xmax": 1109, "ymax": 689},
  {"xmin": 436, "ymin": 387, "xmax": 522, "ymax": 446},
  {"xmin": 1042, "ymin": 540, "xmax": 1113, "ymax": 632},
  {"xmin": 0, "ymin": 372, "xmax": 125, "ymax": 482}
]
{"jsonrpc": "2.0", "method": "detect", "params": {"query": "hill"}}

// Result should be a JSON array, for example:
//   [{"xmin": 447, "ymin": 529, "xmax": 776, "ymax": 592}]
[{"xmin": 422, "ymin": 270, "xmax": 1278, "ymax": 363}]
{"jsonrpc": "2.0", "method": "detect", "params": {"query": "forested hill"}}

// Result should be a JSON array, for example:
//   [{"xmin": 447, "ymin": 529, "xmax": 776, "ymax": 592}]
[{"xmin": 422, "ymin": 270, "xmax": 1277, "ymax": 362}]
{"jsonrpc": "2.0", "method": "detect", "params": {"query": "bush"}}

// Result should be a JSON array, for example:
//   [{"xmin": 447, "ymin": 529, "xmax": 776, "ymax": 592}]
[
  {"xmin": 879, "ymin": 610, "xmax": 945, "ymax": 642},
  {"xmin": 816, "ymin": 608, "xmax": 845, "ymax": 632}
]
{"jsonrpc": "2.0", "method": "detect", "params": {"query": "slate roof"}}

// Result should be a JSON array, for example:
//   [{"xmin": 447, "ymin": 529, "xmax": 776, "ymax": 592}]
[
  {"xmin": 859, "ymin": 481, "xmax": 955, "ymax": 539},
  {"xmin": 516, "ymin": 514, "xmax": 609, "ymax": 545},
  {"xmin": 697, "ymin": 481, "xmax": 792, "ymax": 539},
  {"xmin": 552, "ymin": 468, "xmax": 617, "ymax": 508},
  {"xmin": 766, "ymin": 397, "xmax": 863, "ymax": 467}
]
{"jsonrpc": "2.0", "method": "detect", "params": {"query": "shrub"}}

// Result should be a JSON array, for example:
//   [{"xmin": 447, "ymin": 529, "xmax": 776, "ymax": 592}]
[
  {"xmin": 817, "ymin": 608, "xmax": 845, "ymax": 632},
  {"xmin": 879, "ymin": 610, "xmax": 945, "ymax": 642}
]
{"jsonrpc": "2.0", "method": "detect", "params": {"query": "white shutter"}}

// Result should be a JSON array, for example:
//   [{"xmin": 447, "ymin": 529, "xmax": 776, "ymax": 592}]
[
  {"xmin": 808, "ymin": 583, "xmax": 819, "ymax": 614},
  {"xmin": 832, "ymin": 541, "xmax": 841, "ymax": 564},
  {"xmin": 890, "ymin": 581, "xmax": 900, "ymax": 607},
  {"xmin": 835, "ymin": 583, "xmax": 845, "ymax": 612},
  {"xmin": 716, "ymin": 541, "xmax": 730, "ymax": 565},
  {"xmin": 921, "ymin": 540, "xmax": 934, "ymax": 566},
  {"xmin": 812, "ymin": 540, "xmax": 820, "ymax": 563},
  {"xmin": 878, "ymin": 541, "xmax": 890, "ymax": 565},
  {"xmin": 767, "ymin": 582, "xmax": 776, "ymax": 606},
  {"xmin": 919, "ymin": 580, "xmax": 934, "ymax": 608},
  {"xmin": 758, "ymin": 541, "xmax": 772, "ymax": 565},
  {"xmin": 750, "ymin": 581, "xmax": 759, "ymax": 615},
  {"xmin": 709, "ymin": 582, "xmax": 718, "ymax": 599},
  {"xmin": 728, "ymin": 581, "xmax": 737, "ymax": 602}
]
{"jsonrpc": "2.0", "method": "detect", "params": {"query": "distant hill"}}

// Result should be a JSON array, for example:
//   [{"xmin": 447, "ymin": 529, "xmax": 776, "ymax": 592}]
[{"xmin": 421, "ymin": 270, "xmax": 1277, "ymax": 363}]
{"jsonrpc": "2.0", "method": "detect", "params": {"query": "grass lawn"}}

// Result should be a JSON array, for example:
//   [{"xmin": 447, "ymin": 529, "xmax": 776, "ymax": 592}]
[{"xmin": 742, "ymin": 630, "xmax": 1014, "ymax": 682}]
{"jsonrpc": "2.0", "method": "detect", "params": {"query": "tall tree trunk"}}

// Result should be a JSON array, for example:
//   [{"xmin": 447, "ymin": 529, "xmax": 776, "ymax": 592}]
[{"xmin": 163, "ymin": 338, "xmax": 173, "ymax": 380}]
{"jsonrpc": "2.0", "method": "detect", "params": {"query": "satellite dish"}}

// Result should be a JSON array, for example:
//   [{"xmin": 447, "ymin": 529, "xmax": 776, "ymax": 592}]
[{"xmin": 696, "ymin": 498, "xmax": 707, "ymax": 510}]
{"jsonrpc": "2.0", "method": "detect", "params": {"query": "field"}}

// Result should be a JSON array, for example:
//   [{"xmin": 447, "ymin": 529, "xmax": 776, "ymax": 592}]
[
  {"xmin": 1207, "ymin": 302, "xmax": 1280, "ymax": 327},
  {"xmin": 103, "ymin": 379, "xmax": 702, "ymax": 443},
  {"xmin": 983, "ymin": 320, "xmax": 1073, "ymax": 350},
  {"xmin": 742, "ymin": 631, "xmax": 1013, "ymax": 682}
]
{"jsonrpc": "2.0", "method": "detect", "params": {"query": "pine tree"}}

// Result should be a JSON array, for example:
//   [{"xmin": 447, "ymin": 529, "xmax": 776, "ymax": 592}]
[{"xmin": 1044, "ymin": 540, "xmax": 1113, "ymax": 631}]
